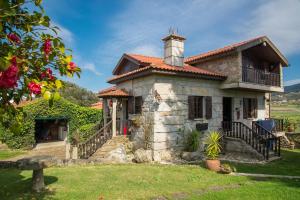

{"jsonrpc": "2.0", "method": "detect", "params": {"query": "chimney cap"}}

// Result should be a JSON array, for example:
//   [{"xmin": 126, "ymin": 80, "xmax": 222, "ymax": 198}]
[{"xmin": 162, "ymin": 33, "xmax": 186, "ymax": 41}]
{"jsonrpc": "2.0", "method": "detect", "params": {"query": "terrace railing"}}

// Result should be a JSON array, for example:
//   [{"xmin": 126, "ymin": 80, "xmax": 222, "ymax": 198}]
[
  {"xmin": 222, "ymin": 121, "xmax": 281, "ymax": 160},
  {"xmin": 265, "ymin": 118, "xmax": 284, "ymax": 132},
  {"xmin": 242, "ymin": 67, "xmax": 281, "ymax": 87},
  {"xmin": 77, "ymin": 120, "xmax": 112, "ymax": 159}
]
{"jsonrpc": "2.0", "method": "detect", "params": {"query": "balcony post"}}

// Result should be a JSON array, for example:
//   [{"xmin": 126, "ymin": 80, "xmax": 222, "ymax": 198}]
[
  {"xmin": 279, "ymin": 63, "xmax": 283, "ymax": 88},
  {"xmin": 112, "ymin": 98, "xmax": 117, "ymax": 137}
]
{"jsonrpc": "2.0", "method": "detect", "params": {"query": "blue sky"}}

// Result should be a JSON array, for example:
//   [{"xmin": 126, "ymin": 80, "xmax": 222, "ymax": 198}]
[{"xmin": 43, "ymin": 0, "xmax": 300, "ymax": 92}]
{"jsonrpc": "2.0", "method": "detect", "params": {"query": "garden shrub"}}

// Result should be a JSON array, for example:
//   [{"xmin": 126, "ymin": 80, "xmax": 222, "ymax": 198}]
[
  {"xmin": 78, "ymin": 122, "xmax": 102, "ymax": 141},
  {"xmin": 0, "ymin": 98, "xmax": 102, "ymax": 149},
  {"xmin": 184, "ymin": 130, "xmax": 200, "ymax": 152}
]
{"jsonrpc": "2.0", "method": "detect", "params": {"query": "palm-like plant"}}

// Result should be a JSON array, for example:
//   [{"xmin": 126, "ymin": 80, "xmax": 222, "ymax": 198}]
[{"xmin": 205, "ymin": 131, "xmax": 222, "ymax": 160}]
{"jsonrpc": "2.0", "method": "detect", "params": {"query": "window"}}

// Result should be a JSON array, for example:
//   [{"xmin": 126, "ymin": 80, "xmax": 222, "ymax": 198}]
[
  {"xmin": 134, "ymin": 96, "xmax": 143, "ymax": 114},
  {"xmin": 243, "ymin": 98, "xmax": 257, "ymax": 119},
  {"xmin": 188, "ymin": 96, "xmax": 212, "ymax": 120}
]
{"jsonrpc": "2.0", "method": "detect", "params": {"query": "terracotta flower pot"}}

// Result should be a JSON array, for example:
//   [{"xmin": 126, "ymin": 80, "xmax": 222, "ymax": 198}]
[
  {"xmin": 288, "ymin": 126, "xmax": 294, "ymax": 132},
  {"xmin": 205, "ymin": 159, "xmax": 221, "ymax": 172}
]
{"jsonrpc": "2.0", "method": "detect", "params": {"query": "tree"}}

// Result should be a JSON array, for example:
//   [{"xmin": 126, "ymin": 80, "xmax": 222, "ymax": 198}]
[
  {"xmin": 60, "ymin": 81, "xmax": 99, "ymax": 107},
  {"xmin": 0, "ymin": 0, "xmax": 81, "ymax": 132}
]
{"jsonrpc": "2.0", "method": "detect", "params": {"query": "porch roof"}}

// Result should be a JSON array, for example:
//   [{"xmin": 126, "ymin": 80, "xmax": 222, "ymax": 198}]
[{"xmin": 98, "ymin": 86, "xmax": 129, "ymax": 98}]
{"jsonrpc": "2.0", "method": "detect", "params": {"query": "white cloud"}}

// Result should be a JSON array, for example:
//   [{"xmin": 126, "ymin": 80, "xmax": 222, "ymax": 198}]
[
  {"xmin": 237, "ymin": 0, "xmax": 300, "ymax": 55},
  {"xmin": 52, "ymin": 22, "xmax": 74, "ymax": 47},
  {"xmin": 72, "ymin": 54, "xmax": 102, "ymax": 76},
  {"xmin": 284, "ymin": 79, "xmax": 300, "ymax": 86},
  {"xmin": 130, "ymin": 44, "xmax": 161, "ymax": 57},
  {"xmin": 95, "ymin": 0, "xmax": 300, "ymax": 71},
  {"xmin": 95, "ymin": 0, "xmax": 246, "ymax": 65},
  {"xmin": 82, "ymin": 62, "xmax": 102, "ymax": 76}
]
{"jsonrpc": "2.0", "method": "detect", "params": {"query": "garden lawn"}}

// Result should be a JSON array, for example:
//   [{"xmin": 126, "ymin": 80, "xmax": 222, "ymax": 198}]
[
  {"xmin": 0, "ymin": 149, "xmax": 25, "ymax": 160},
  {"xmin": 228, "ymin": 149, "xmax": 300, "ymax": 176},
  {"xmin": 0, "ymin": 164, "xmax": 300, "ymax": 200}
]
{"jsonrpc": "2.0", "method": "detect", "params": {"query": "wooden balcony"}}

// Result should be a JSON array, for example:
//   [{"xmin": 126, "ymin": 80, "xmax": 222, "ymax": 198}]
[{"xmin": 242, "ymin": 67, "xmax": 281, "ymax": 87}]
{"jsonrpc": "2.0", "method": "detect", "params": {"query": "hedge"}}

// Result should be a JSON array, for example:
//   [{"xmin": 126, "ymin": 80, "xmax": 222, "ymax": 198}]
[
  {"xmin": 0, "ymin": 98, "xmax": 102, "ymax": 149},
  {"xmin": 78, "ymin": 122, "xmax": 103, "ymax": 141}
]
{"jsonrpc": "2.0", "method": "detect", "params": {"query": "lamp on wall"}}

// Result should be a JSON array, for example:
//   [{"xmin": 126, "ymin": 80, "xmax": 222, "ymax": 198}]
[{"xmin": 262, "ymin": 41, "xmax": 267, "ymax": 47}]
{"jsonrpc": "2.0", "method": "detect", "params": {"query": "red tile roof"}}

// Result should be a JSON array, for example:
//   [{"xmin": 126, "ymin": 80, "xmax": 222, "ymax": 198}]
[
  {"xmin": 90, "ymin": 101, "xmax": 103, "ymax": 109},
  {"xmin": 185, "ymin": 36, "xmax": 265, "ymax": 63},
  {"xmin": 98, "ymin": 87, "xmax": 129, "ymax": 97},
  {"xmin": 108, "ymin": 54, "xmax": 226, "ymax": 83}
]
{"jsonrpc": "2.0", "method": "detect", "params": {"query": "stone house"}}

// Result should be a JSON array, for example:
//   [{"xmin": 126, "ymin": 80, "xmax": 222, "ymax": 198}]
[{"xmin": 98, "ymin": 33, "xmax": 288, "ymax": 161}]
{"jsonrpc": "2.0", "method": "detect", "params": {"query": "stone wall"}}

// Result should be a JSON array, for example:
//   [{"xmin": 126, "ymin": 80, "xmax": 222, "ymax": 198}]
[
  {"xmin": 193, "ymin": 52, "xmax": 241, "ymax": 85},
  {"xmin": 151, "ymin": 75, "xmax": 267, "ymax": 159},
  {"xmin": 116, "ymin": 74, "xmax": 267, "ymax": 161},
  {"xmin": 117, "ymin": 76, "xmax": 156, "ymax": 151}
]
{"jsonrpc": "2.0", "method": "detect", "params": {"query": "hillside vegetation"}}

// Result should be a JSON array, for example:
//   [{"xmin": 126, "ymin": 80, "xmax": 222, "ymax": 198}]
[
  {"xmin": 272, "ymin": 83, "xmax": 300, "ymax": 102},
  {"xmin": 60, "ymin": 81, "xmax": 99, "ymax": 106}
]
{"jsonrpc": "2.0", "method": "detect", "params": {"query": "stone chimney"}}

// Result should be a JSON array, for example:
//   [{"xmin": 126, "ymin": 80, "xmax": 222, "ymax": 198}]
[{"xmin": 162, "ymin": 30, "xmax": 186, "ymax": 67}]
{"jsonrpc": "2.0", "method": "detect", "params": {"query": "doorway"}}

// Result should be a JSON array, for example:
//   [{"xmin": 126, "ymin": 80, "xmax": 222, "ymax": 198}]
[
  {"xmin": 35, "ymin": 118, "xmax": 68, "ymax": 143},
  {"xmin": 223, "ymin": 97, "xmax": 233, "ymax": 122}
]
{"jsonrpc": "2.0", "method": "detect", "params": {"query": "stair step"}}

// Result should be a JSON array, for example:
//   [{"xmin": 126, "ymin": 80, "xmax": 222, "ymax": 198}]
[
  {"xmin": 267, "ymin": 156, "xmax": 281, "ymax": 162},
  {"xmin": 88, "ymin": 136, "xmax": 130, "ymax": 160}
]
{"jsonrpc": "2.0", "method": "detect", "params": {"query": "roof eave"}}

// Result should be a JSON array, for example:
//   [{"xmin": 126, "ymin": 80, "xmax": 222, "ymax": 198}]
[
  {"xmin": 237, "ymin": 37, "xmax": 289, "ymax": 67},
  {"xmin": 112, "ymin": 54, "xmax": 144, "ymax": 75},
  {"xmin": 108, "ymin": 68, "xmax": 226, "ymax": 84}
]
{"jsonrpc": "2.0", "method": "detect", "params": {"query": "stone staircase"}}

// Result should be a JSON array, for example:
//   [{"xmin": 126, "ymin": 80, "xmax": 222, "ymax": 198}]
[
  {"xmin": 222, "ymin": 121, "xmax": 281, "ymax": 161},
  {"xmin": 281, "ymin": 135, "xmax": 295, "ymax": 149},
  {"xmin": 88, "ymin": 136, "xmax": 133, "ymax": 162}
]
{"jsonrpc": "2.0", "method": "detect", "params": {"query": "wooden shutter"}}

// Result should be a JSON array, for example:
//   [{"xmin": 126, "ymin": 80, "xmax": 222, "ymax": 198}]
[
  {"xmin": 128, "ymin": 97, "xmax": 134, "ymax": 114},
  {"xmin": 197, "ymin": 97, "xmax": 203, "ymax": 118},
  {"xmin": 205, "ymin": 96, "xmax": 212, "ymax": 119},
  {"xmin": 188, "ymin": 96, "xmax": 195, "ymax": 119}
]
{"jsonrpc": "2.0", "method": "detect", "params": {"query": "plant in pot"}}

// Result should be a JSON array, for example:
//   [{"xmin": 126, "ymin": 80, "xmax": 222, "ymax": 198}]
[{"xmin": 204, "ymin": 131, "xmax": 222, "ymax": 172}]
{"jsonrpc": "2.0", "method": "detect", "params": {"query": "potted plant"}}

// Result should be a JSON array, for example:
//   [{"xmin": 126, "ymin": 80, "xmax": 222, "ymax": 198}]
[{"xmin": 204, "ymin": 131, "xmax": 222, "ymax": 172}]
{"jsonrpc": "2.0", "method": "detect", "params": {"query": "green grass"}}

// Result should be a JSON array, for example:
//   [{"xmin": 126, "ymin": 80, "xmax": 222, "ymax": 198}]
[
  {"xmin": 0, "ymin": 164, "xmax": 300, "ymax": 200},
  {"xmin": 228, "ymin": 149, "xmax": 300, "ymax": 176},
  {"xmin": 0, "ymin": 149, "xmax": 25, "ymax": 160}
]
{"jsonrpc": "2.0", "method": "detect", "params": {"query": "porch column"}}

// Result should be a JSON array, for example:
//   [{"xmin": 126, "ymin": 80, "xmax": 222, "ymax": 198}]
[
  {"xmin": 120, "ymin": 98, "xmax": 127, "ymax": 136},
  {"xmin": 103, "ymin": 98, "xmax": 108, "ymax": 126},
  {"xmin": 112, "ymin": 98, "xmax": 117, "ymax": 137}
]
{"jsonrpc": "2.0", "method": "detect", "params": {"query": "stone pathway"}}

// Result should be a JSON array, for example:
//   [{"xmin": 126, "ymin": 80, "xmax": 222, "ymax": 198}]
[
  {"xmin": 0, "ymin": 142, "xmax": 8, "ymax": 150},
  {"xmin": 232, "ymin": 172, "xmax": 300, "ymax": 179},
  {"xmin": 4, "ymin": 142, "xmax": 66, "ymax": 161}
]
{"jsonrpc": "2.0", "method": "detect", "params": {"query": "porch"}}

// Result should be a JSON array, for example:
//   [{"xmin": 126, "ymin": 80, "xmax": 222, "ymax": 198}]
[{"xmin": 99, "ymin": 87, "xmax": 131, "ymax": 137}]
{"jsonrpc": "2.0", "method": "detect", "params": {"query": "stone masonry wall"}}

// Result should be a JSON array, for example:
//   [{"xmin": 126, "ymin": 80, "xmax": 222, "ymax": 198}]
[
  {"xmin": 117, "ymin": 76, "xmax": 156, "ymax": 151},
  {"xmin": 116, "ymin": 74, "xmax": 267, "ymax": 161},
  {"xmin": 151, "ymin": 75, "xmax": 267, "ymax": 159},
  {"xmin": 193, "ymin": 52, "xmax": 241, "ymax": 85}
]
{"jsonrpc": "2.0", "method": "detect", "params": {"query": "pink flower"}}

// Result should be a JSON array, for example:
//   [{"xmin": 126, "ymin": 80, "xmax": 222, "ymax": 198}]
[
  {"xmin": 10, "ymin": 56, "xmax": 17, "ymax": 65},
  {"xmin": 7, "ymin": 33, "xmax": 21, "ymax": 44},
  {"xmin": 40, "ymin": 68, "xmax": 54, "ymax": 80},
  {"xmin": 28, "ymin": 82, "xmax": 41, "ymax": 95},
  {"xmin": 43, "ymin": 39, "xmax": 52, "ymax": 56},
  {"xmin": 0, "ymin": 64, "xmax": 19, "ymax": 89},
  {"xmin": 67, "ymin": 62, "xmax": 77, "ymax": 72}
]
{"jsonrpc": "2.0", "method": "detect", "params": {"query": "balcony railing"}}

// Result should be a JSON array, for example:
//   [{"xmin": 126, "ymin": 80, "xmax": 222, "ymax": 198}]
[{"xmin": 242, "ymin": 67, "xmax": 281, "ymax": 87}]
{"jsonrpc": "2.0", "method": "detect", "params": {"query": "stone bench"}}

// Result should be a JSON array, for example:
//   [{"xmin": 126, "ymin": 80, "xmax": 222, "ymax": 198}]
[{"xmin": 0, "ymin": 156, "xmax": 56, "ymax": 192}]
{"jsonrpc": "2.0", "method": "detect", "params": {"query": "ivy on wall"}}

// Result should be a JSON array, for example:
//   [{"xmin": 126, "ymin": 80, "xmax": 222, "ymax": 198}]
[{"xmin": 0, "ymin": 98, "xmax": 102, "ymax": 149}]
